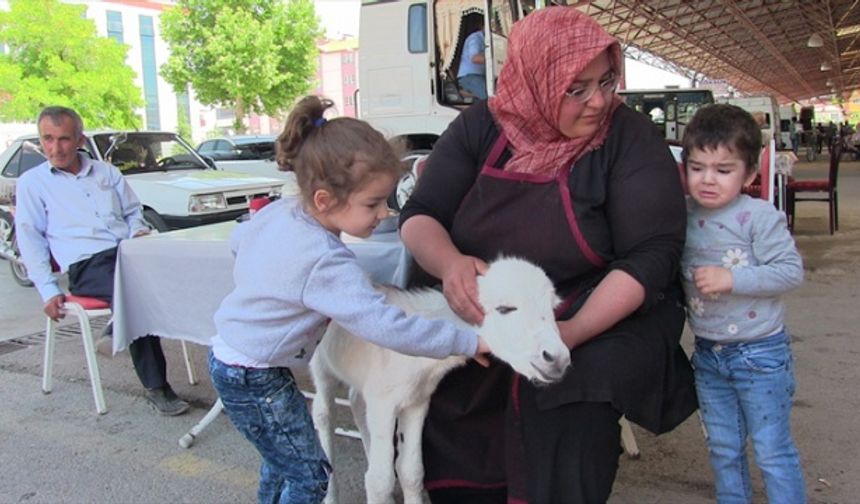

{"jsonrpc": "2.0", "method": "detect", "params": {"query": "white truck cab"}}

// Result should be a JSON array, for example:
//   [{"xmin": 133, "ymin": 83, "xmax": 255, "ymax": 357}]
[
  {"xmin": 359, "ymin": 0, "xmax": 546, "ymax": 208},
  {"xmin": 359, "ymin": 0, "xmax": 537, "ymax": 151}
]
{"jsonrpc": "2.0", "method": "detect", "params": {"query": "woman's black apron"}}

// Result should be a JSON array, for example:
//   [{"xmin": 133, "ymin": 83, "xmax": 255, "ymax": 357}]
[{"xmin": 419, "ymin": 133, "xmax": 697, "ymax": 501}]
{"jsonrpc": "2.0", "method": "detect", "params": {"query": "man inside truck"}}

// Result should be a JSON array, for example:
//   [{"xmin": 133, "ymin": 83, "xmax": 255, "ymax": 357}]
[{"xmin": 456, "ymin": 13, "xmax": 487, "ymax": 100}]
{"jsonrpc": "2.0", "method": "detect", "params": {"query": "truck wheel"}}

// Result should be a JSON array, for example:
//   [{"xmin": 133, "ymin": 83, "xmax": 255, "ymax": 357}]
[
  {"xmin": 388, "ymin": 150, "xmax": 430, "ymax": 212},
  {"xmin": 9, "ymin": 234, "xmax": 33, "ymax": 287},
  {"xmin": 143, "ymin": 209, "xmax": 169, "ymax": 233}
]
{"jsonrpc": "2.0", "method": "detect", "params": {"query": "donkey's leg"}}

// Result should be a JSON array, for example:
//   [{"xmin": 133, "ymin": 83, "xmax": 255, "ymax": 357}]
[
  {"xmin": 395, "ymin": 401, "xmax": 431, "ymax": 504},
  {"xmin": 349, "ymin": 388, "xmax": 371, "ymax": 459},
  {"xmin": 363, "ymin": 399, "xmax": 398, "ymax": 504},
  {"xmin": 310, "ymin": 362, "xmax": 338, "ymax": 504}
]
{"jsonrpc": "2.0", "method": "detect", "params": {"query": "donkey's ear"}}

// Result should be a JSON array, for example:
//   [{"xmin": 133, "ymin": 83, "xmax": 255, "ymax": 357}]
[{"xmin": 495, "ymin": 305, "xmax": 517, "ymax": 314}]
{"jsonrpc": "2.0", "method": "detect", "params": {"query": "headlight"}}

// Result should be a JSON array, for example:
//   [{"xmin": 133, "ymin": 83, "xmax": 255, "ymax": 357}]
[{"xmin": 189, "ymin": 193, "xmax": 227, "ymax": 213}]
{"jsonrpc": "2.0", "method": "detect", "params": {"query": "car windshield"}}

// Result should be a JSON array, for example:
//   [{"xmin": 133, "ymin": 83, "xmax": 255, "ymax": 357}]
[{"xmin": 92, "ymin": 133, "xmax": 208, "ymax": 174}]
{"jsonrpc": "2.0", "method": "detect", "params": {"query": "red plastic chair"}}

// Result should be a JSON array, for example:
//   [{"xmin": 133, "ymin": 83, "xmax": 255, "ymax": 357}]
[
  {"xmin": 787, "ymin": 140, "xmax": 840, "ymax": 234},
  {"xmin": 743, "ymin": 140, "xmax": 775, "ymax": 204},
  {"xmin": 248, "ymin": 196, "xmax": 272, "ymax": 215}
]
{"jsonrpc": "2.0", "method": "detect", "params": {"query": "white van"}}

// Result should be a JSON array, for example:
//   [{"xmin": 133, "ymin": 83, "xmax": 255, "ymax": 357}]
[
  {"xmin": 720, "ymin": 95, "xmax": 781, "ymax": 147},
  {"xmin": 778, "ymin": 105, "xmax": 796, "ymax": 149}
]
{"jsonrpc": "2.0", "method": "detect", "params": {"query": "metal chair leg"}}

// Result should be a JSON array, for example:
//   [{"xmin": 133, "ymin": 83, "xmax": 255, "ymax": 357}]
[
  {"xmin": 833, "ymin": 190, "xmax": 838, "ymax": 232},
  {"xmin": 179, "ymin": 398, "xmax": 224, "ymax": 448},
  {"xmin": 180, "ymin": 341, "xmax": 198, "ymax": 385}
]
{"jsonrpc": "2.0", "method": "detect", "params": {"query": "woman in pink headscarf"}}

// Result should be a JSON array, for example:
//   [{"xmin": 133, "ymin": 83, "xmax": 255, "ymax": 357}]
[{"xmin": 399, "ymin": 7, "xmax": 697, "ymax": 503}]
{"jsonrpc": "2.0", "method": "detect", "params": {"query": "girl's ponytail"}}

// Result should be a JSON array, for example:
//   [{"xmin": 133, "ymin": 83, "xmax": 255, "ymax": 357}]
[
  {"xmin": 274, "ymin": 94, "xmax": 406, "ymax": 208},
  {"xmin": 276, "ymin": 96, "xmax": 334, "ymax": 172}
]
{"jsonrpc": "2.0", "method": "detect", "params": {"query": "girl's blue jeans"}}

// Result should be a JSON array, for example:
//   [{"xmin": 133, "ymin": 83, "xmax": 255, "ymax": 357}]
[
  {"xmin": 692, "ymin": 330, "xmax": 805, "ymax": 504},
  {"xmin": 208, "ymin": 351, "xmax": 330, "ymax": 504}
]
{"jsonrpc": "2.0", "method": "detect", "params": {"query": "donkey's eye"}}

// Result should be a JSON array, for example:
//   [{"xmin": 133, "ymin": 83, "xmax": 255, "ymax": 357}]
[{"xmin": 496, "ymin": 305, "xmax": 517, "ymax": 314}]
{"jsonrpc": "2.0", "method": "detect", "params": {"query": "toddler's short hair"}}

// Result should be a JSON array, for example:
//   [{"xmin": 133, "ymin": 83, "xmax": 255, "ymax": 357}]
[{"xmin": 682, "ymin": 104, "xmax": 762, "ymax": 175}]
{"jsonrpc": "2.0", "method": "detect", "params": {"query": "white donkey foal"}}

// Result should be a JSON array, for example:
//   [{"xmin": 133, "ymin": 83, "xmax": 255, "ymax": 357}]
[{"xmin": 310, "ymin": 257, "xmax": 570, "ymax": 504}]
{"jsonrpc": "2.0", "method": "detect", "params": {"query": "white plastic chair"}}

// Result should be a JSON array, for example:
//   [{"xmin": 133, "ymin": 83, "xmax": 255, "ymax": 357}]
[
  {"xmin": 42, "ymin": 295, "xmax": 112, "ymax": 414},
  {"xmin": 42, "ymin": 294, "xmax": 198, "ymax": 415}
]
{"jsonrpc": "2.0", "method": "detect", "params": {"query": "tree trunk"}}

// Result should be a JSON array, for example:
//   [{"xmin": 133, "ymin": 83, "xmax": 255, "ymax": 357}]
[{"xmin": 233, "ymin": 97, "xmax": 247, "ymax": 134}]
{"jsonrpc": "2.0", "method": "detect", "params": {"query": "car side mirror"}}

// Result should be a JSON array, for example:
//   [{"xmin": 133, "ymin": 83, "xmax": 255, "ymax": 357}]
[{"xmin": 202, "ymin": 155, "xmax": 217, "ymax": 169}]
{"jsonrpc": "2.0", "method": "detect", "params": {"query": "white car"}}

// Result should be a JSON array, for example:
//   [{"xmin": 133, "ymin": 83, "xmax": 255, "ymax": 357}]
[
  {"xmin": 0, "ymin": 131, "xmax": 286, "ymax": 286},
  {"xmin": 0, "ymin": 130, "xmax": 285, "ymax": 231}
]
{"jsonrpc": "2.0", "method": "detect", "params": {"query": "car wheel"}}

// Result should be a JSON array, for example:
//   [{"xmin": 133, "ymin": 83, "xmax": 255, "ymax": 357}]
[
  {"xmin": 9, "ymin": 233, "xmax": 33, "ymax": 287},
  {"xmin": 143, "ymin": 209, "xmax": 169, "ymax": 233},
  {"xmin": 388, "ymin": 150, "xmax": 430, "ymax": 212}
]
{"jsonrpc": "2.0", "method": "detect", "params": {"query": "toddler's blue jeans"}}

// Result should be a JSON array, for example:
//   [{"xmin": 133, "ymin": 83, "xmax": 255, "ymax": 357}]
[
  {"xmin": 692, "ymin": 330, "xmax": 805, "ymax": 504},
  {"xmin": 209, "ymin": 351, "xmax": 330, "ymax": 504}
]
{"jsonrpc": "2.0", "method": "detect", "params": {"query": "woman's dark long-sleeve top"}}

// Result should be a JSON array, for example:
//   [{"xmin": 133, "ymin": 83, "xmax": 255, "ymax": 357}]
[
  {"xmin": 402, "ymin": 101, "xmax": 685, "ymax": 311},
  {"xmin": 400, "ymin": 100, "xmax": 698, "ymax": 488}
]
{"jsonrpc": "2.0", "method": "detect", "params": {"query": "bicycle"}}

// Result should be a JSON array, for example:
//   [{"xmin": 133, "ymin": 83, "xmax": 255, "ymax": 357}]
[{"xmin": 0, "ymin": 206, "xmax": 34, "ymax": 287}]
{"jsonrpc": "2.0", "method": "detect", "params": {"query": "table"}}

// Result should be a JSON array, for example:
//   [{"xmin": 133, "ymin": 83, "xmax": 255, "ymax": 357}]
[{"xmin": 112, "ymin": 220, "xmax": 412, "ymax": 353}]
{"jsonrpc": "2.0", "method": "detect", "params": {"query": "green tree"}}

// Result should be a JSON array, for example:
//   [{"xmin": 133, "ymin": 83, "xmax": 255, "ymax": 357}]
[
  {"xmin": 161, "ymin": 0, "xmax": 321, "ymax": 134},
  {"xmin": 0, "ymin": 0, "xmax": 143, "ymax": 129}
]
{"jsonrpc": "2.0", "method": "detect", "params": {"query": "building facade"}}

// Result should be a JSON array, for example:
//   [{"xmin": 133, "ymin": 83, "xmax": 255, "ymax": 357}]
[{"xmin": 316, "ymin": 37, "xmax": 359, "ymax": 118}]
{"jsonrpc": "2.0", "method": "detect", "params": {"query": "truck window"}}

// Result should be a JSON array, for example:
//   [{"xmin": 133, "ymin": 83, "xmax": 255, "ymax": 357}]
[{"xmin": 408, "ymin": 3, "xmax": 428, "ymax": 53}]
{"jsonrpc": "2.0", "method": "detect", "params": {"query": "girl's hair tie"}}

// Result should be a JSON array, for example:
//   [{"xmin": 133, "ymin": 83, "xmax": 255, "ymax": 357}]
[{"xmin": 314, "ymin": 117, "xmax": 327, "ymax": 128}]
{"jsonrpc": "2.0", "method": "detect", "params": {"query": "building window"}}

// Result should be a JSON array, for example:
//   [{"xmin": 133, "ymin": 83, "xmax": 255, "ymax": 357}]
[
  {"xmin": 216, "ymin": 108, "xmax": 236, "ymax": 121},
  {"xmin": 345, "ymin": 96, "xmax": 354, "ymax": 106},
  {"xmin": 343, "ymin": 52, "xmax": 354, "ymax": 64},
  {"xmin": 408, "ymin": 3, "xmax": 427, "ymax": 54},
  {"xmin": 139, "ymin": 15, "xmax": 160, "ymax": 130},
  {"xmin": 344, "ymin": 74, "xmax": 356, "ymax": 86},
  {"xmin": 107, "ymin": 11, "xmax": 123, "ymax": 44}
]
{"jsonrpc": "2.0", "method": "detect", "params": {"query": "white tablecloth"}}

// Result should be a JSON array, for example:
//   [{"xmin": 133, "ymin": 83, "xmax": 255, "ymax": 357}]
[{"xmin": 111, "ymin": 221, "xmax": 411, "ymax": 352}]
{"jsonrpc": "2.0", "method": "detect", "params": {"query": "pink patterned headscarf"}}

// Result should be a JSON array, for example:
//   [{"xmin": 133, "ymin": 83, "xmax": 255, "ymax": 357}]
[{"xmin": 488, "ymin": 7, "xmax": 623, "ymax": 176}]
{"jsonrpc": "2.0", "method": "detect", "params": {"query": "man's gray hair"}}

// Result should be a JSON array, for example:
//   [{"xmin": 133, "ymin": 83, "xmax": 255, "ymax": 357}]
[{"xmin": 37, "ymin": 106, "xmax": 84, "ymax": 138}]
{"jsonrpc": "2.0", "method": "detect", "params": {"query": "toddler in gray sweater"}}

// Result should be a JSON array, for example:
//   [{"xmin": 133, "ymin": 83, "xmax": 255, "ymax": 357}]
[{"xmin": 681, "ymin": 104, "xmax": 805, "ymax": 503}]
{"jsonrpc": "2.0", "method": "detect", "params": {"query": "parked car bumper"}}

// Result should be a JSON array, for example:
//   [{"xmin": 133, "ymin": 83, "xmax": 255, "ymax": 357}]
[{"xmin": 162, "ymin": 209, "xmax": 246, "ymax": 230}]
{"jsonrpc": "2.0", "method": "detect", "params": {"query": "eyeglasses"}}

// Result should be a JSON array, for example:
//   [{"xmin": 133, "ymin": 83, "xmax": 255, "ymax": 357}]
[{"xmin": 564, "ymin": 72, "xmax": 620, "ymax": 103}]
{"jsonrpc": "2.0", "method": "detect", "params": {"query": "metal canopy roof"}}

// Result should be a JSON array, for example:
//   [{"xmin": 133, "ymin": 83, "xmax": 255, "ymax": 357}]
[{"xmin": 568, "ymin": 0, "xmax": 860, "ymax": 104}]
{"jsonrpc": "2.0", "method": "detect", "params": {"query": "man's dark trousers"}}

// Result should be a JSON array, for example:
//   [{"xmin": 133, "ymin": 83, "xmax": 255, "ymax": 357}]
[{"xmin": 67, "ymin": 246, "xmax": 167, "ymax": 390}]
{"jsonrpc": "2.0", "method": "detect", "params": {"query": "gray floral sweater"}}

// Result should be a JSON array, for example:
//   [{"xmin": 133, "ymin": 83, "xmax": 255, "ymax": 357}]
[{"xmin": 681, "ymin": 195, "xmax": 803, "ymax": 343}]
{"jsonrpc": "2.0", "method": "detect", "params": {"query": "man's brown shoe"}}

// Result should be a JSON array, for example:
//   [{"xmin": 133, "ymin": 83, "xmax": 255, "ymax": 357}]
[{"xmin": 145, "ymin": 385, "xmax": 190, "ymax": 416}]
